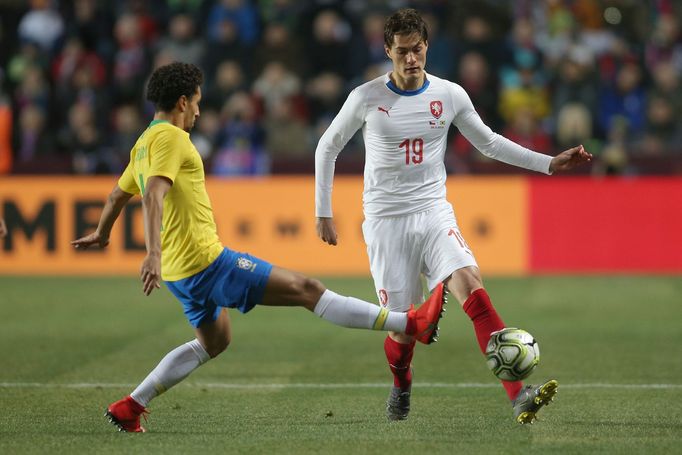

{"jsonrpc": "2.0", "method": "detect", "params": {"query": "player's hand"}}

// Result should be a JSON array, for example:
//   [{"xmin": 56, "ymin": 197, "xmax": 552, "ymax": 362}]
[
  {"xmin": 71, "ymin": 231, "xmax": 109, "ymax": 250},
  {"xmin": 316, "ymin": 217, "xmax": 338, "ymax": 246},
  {"xmin": 0, "ymin": 218, "xmax": 7, "ymax": 238},
  {"xmin": 140, "ymin": 252, "xmax": 162, "ymax": 296},
  {"xmin": 549, "ymin": 145, "xmax": 593, "ymax": 173}
]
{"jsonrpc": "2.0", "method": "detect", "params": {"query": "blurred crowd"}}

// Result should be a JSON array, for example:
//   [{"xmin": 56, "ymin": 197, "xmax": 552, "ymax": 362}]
[{"xmin": 0, "ymin": 0, "xmax": 681, "ymax": 177}]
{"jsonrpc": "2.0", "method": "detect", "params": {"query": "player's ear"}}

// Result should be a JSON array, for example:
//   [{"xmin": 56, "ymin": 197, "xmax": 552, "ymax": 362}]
[
  {"xmin": 177, "ymin": 95, "xmax": 188, "ymax": 112},
  {"xmin": 384, "ymin": 44, "xmax": 392, "ymax": 59}
]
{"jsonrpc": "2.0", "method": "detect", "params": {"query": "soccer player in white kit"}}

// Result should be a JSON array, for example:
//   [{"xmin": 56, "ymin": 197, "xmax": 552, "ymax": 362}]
[{"xmin": 314, "ymin": 9, "xmax": 592, "ymax": 424}]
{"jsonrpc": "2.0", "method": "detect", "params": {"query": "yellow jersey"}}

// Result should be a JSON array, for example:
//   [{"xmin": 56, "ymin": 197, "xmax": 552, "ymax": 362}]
[{"xmin": 118, "ymin": 120, "xmax": 223, "ymax": 280}]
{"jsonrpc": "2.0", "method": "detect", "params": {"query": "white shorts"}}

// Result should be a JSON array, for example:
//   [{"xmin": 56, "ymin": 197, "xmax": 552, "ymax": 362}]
[{"xmin": 362, "ymin": 201, "xmax": 478, "ymax": 311}]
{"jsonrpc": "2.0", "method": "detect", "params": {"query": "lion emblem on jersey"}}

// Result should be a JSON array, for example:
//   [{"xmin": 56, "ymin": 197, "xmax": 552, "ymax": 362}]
[
  {"xmin": 379, "ymin": 289, "xmax": 389, "ymax": 307},
  {"xmin": 430, "ymin": 100, "xmax": 443, "ymax": 119}
]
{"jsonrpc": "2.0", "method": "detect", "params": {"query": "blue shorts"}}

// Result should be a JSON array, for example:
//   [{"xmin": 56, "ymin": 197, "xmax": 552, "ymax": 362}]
[{"xmin": 165, "ymin": 248, "xmax": 272, "ymax": 328}]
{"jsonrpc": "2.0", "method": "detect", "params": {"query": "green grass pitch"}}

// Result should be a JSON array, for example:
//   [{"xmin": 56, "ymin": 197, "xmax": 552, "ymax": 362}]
[{"xmin": 1, "ymin": 275, "xmax": 681, "ymax": 454}]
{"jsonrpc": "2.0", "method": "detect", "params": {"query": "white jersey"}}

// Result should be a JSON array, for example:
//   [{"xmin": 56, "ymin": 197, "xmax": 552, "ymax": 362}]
[{"xmin": 315, "ymin": 72, "xmax": 553, "ymax": 219}]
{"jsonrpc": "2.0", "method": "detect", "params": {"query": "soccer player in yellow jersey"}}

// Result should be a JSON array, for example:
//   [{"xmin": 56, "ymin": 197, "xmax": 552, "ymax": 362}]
[{"xmin": 71, "ymin": 62, "xmax": 446, "ymax": 433}]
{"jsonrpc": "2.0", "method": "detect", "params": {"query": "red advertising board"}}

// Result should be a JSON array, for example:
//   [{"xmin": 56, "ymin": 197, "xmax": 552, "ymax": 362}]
[{"xmin": 529, "ymin": 177, "xmax": 682, "ymax": 273}]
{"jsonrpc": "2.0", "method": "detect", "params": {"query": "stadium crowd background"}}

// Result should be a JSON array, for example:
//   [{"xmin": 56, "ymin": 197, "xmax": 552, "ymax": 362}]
[{"xmin": 0, "ymin": 0, "xmax": 681, "ymax": 177}]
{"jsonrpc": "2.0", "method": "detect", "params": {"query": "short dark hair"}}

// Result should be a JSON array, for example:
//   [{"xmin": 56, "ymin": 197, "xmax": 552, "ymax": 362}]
[
  {"xmin": 146, "ymin": 62, "xmax": 203, "ymax": 112},
  {"xmin": 384, "ymin": 8, "xmax": 428, "ymax": 48}
]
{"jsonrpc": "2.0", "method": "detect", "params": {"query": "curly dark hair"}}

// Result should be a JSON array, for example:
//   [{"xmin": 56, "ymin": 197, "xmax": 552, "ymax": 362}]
[
  {"xmin": 384, "ymin": 8, "xmax": 429, "ymax": 48},
  {"xmin": 146, "ymin": 62, "xmax": 204, "ymax": 112}
]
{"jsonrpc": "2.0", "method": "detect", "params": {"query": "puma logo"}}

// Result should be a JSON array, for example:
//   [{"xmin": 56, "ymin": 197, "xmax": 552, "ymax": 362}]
[{"xmin": 377, "ymin": 106, "xmax": 391, "ymax": 117}]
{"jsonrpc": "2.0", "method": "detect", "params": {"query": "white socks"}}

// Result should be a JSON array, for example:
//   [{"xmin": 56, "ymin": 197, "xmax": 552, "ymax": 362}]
[
  {"xmin": 130, "ymin": 339, "xmax": 210, "ymax": 407},
  {"xmin": 129, "ymin": 292, "xmax": 408, "ymax": 408},
  {"xmin": 313, "ymin": 290, "xmax": 408, "ymax": 332}
]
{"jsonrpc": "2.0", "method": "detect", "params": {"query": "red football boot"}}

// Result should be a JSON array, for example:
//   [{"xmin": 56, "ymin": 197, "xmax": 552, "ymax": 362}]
[
  {"xmin": 105, "ymin": 396, "xmax": 148, "ymax": 433},
  {"xmin": 406, "ymin": 282, "xmax": 447, "ymax": 344}
]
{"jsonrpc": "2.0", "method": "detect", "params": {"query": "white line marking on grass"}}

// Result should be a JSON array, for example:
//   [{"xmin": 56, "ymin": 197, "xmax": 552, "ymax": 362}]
[{"xmin": 1, "ymin": 382, "xmax": 681, "ymax": 390}]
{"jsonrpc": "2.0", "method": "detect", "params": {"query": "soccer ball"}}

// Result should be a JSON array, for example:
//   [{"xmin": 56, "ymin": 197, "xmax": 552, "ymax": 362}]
[{"xmin": 485, "ymin": 328, "xmax": 540, "ymax": 381}]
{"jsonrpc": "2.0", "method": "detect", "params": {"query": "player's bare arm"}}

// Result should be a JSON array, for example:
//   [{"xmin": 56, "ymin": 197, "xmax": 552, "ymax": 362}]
[
  {"xmin": 0, "ymin": 217, "xmax": 7, "ymax": 238},
  {"xmin": 71, "ymin": 184, "xmax": 133, "ymax": 250},
  {"xmin": 316, "ymin": 217, "xmax": 338, "ymax": 246},
  {"xmin": 140, "ymin": 175, "xmax": 172, "ymax": 296},
  {"xmin": 549, "ymin": 145, "xmax": 593, "ymax": 173}
]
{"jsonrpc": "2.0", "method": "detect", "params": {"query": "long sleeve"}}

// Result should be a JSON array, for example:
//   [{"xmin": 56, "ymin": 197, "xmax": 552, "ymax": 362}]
[
  {"xmin": 314, "ymin": 88, "xmax": 366, "ymax": 217},
  {"xmin": 451, "ymin": 84, "xmax": 552, "ymax": 174}
]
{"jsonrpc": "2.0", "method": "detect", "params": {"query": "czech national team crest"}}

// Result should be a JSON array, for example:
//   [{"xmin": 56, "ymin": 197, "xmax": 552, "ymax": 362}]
[
  {"xmin": 430, "ymin": 100, "xmax": 443, "ymax": 119},
  {"xmin": 379, "ymin": 289, "xmax": 388, "ymax": 307}
]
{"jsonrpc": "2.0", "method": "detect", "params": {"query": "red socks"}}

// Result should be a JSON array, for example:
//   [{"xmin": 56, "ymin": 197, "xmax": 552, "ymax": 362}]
[
  {"xmin": 463, "ymin": 288, "xmax": 504, "ymax": 351},
  {"xmin": 463, "ymin": 288, "xmax": 523, "ymax": 401},
  {"xmin": 383, "ymin": 289, "xmax": 522, "ymax": 401},
  {"xmin": 384, "ymin": 336, "xmax": 415, "ymax": 390}
]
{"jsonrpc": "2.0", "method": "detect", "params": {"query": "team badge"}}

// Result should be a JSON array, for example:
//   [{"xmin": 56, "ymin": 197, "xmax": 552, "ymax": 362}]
[
  {"xmin": 379, "ymin": 289, "xmax": 389, "ymax": 307},
  {"xmin": 237, "ymin": 257, "xmax": 257, "ymax": 271},
  {"xmin": 430, "ymin": 100, "xmax": 443, "ymax": 119}
]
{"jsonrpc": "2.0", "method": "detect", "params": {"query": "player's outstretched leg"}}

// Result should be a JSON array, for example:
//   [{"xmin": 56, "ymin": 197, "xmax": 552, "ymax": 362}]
[
  {"xmin": 512, "ymin": 379, "xmax": 559, "ymax": 424},
  {"xmin": 105, "ymin": 396, "xmax": 149, "ymax": 433},
  {"xmin": 406, "ymin": 282, "xmax": 447, "ymax": 344},
  {"xmin": 266, "ymin": 268, "xmax": 447, "ymax": 337}
]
